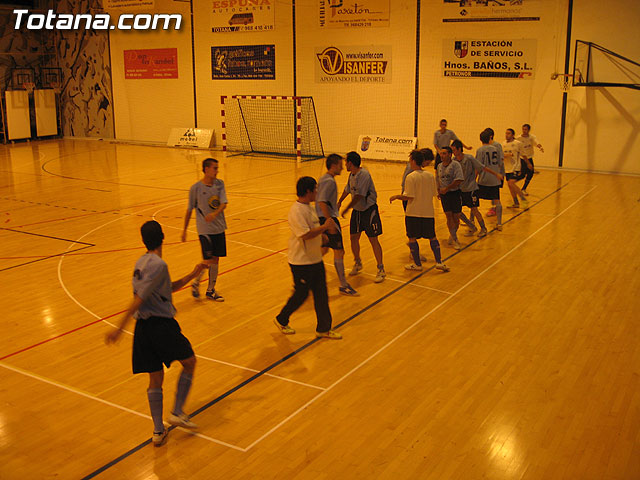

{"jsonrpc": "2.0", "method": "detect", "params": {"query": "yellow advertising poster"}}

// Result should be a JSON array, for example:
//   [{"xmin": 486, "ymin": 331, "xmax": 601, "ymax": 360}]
[{"xmin": 319, "ymin": 0, "xmax": 390, "ymax": 28}]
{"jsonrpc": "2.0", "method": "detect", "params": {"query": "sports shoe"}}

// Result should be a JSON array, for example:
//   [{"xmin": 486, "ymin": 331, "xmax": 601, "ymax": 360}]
[
  {"xmin": 521, "ymin": 199, "xmax": 529, "ymax": 208},
  {"xmin": 273, "ymin": 318, "xmax": 295, "ymax": 335},
  {"xmin": 405, "ymin": 263, "xmax": 423, "ymax": 271},
  {"xmin": 316, "ymin": 330, "xmax": 342, "ymax": 340},
  {"xmin": 435, "ymin": 263, "xmax": 450, "ymax": 272},
  {"xmin": 191, "ymin": 283, "xmax": 200, "ymax": 298},
  {"xmin": 507, "ymin": 203, "xmax": 520, "ymax": 209},
  {"xmin": 205, "ymin": 290, "xmax": 224, "ymax": 302},
  {"xmin": 447, "ymin": 236, "xmax": 454, "ymax": 245},
  {"xmin": 486, "ymin": 208, "xmax": 496, "ymax": 217},
  {"xmin": 349, "ymin": 262, "xmax": 363, "ymax": 276},
  {"xmin": 339, "ymin": 284, "xmax": 360, "ymax": 296},
  {"xmin": 463, "ymin": 226, "xmax": 478, "ymax": 237},
  {"xmin": 522, "ymin": 189, "xmax": 529, "ymax": 196},
  {"xmin": 452, "ymin": 240, "xmax": 461, "ymax": 250},
  {"xmin": 496, "ymin": 224, "xmax": 503, "ymax": 231},
  {"xmin": 478, "ymin": 228, "xmax": 488, "ymax": 238},
  {"xmin": 168, "ymin": 413, "xmax": 198, "ymax": 429},
  {"xmin": 374, "ymin": 268, "xmax": 386, "ymax": 283},
  {"xmin": 153, "ymin": 428, "xmax": 168, "ymax": 447}
]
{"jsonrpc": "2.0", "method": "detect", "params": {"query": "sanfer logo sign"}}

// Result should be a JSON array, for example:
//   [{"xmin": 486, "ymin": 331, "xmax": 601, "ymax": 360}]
[{"xmin": 317, "ymin": 47, "xmax": 344, "ymax": 75}]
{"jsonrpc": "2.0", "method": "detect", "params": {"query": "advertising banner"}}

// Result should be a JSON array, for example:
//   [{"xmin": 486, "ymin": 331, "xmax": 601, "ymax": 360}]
[
  {"xmin": 319, "ymin": 0, "xmax": 390, "ymax": 28},
  {"xmin": 315, "ymin": 45, "xmax": 391, "ymax": 83},
  {"xmin": 104, "ymin": 0, "xmax": 154, "ymax": 9},
  {"xmin": 212, "ymin": 45, "xmax": 275, "ymax": 80},
  {"xmin": 167, "ymin": 128, "xmax": 215, "ymax": 148},
  {"xmin": 124, "ymin": 48, "xmax": 178, "ymax": 79},
  {"xmin": 442, "ymin": 39, "xmax": 536, "ymax": 79},
  {"xmin": 441, "ymin": 0, "xmax": 540, "ymax": 23},
  {"xmin": 356, "ymin": 135, "xmax": 416, "ymax": 162},
  {"xmin": 212, "ymin": 0, "xmax": 275, "ymax": 32}
]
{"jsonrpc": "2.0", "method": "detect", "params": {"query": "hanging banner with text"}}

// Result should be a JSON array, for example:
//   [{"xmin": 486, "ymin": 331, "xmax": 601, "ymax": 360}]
[
  {"xmin": 441, "ymin": 0, "xmax": 540, "ymax": 23},
  {"xmin": 356, "ymin": 135, "xmax": 416, "ymax": 162},
  {"xmin": 104, "ymin": 0, "xmax": 154, "ymax": 10},
  {"xmin": 319, "ymin": 0, "xmax": 390, "ymax": 28},
  {"xmin": 442, "ymin": 39, "xmax": 536, "ymax": 79},
  {"xmin": 212, "ymin": 45, "xmax": 275, "ymax": 80},
  {"xmin": 124, "ymin": 48, "xmax": 178, "ymax": 79},
  {"xmin": 315, "ymin": 45, "xmax": 392, "ymax": 84},
  {"xmin": 212, "ymin": 0, "xmax": 275, "ymax": 32}
]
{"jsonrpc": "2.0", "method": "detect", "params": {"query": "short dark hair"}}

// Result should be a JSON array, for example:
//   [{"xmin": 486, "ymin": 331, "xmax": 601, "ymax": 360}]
[
  {"xmin": 480, "ymin": 130, "xmax": 492, "ymax": 144},
  {"xmin": 506, "ymin": 128, "xmax": 515, "ymax": 135},
  {"xmin": 442, "ymin": 146, "xmax": 453, "ymax": 155},
  {"xmin": 345, "ymin": 151, "xmax": 361, "ymax": 167},
  {"xmin": 451, "ymin": 139, "xmax": 463, "ymax": 150},
  {"xmin": 326, "ymin": 153, "xmax": 342, "ymax": 171},
  {"xmin": 523, "ymin": 123, "xmax": 531, "ymax": 129},
  {"xmin": 439, "ymin": 119, "xmax": 447, "ymax": 124},
  {"xmin": 484, "ymin": 127, "xmax": 495, "ymax": 137},
  {"xmin": 409, "ymin": 149, "xmax": 425, "ymax": 167},
  {"xmin": 202, "ymin": 157, "xmax": 218, "ymax": 172},
  {"xmin": 141, "ymin": 220, "xmax": 164, "ymax": 250},
  {"xmin": 419, "ymin": 148, "xmax": 434, "ymax": 165},
  {"xmin": 296, "ymin": 176, "xmax": 317, "ymax": 197}
]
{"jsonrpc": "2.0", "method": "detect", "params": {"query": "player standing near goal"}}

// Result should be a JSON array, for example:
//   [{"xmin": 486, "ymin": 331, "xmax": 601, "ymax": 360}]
[
  {"xmin": 338, "ymin": 151, "xmax": 386, "ymax": 283},
  {"xmin": 181, "ymin": 158, "xmax": 227, "ymax": 302},
  {"xmin": 106, "ymin": 221, "xmax": 205, "ymax": 446},
  {"xmin": 502, "ymin": 128, "xmax": 530, "ymax": 209},
  {"xmin": 390, "ymin": 149, "xmax": 449, "ymax": 272},
  {"xmin": 316, "ymin": 154, "xmax": 359, "ymax": 296},
  {"xmin": 517, "ymin": 123, "xmax": 544, "ymax": 195},
  {"xmin": 274, "ymin": 176, "xmax": 342, "ymax": 339},
  {"xmin": 476, "ymin": 130, "xmax": 505, "ymax": 231}
]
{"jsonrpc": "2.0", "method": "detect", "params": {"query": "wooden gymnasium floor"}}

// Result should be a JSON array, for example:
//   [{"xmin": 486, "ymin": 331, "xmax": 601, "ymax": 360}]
[{"xmin": 0, "ymin": 138, "xmax": 639, "ymax": 480}]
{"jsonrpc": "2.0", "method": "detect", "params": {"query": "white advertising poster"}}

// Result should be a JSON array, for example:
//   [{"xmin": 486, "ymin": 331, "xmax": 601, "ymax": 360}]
[
  {"xmin": 319, "ymin": 0, "xmax": 390, "ymax": 28},
  {"xmin": 316, "ymin": 45, "xmax": 392, "ymax": 84},
  {"xmin": 442, "ymin": 39, "xmax": 537, "ymax": 79},
  {"xmin": 356, "ymin": 135, "xmax": 416, "ymax": 162},
  {"xmin": 104, "ymin": 0, "xmax": 154, "ymax": 9},
  {"xmin": 441, "ymin": 0, "xmax": 541, "ymax": 23},
  {"xmin": 167, "ymin": 128, "xmax": 215, "ymax": 148},
  {"xmin": 212, "ymin": 0, "xmax": 275, "ymax": 33}
]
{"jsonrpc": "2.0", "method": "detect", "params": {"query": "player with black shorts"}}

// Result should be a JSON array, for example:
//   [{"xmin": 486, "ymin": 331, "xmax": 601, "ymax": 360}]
[
  {"xmin": 106, "ymin": 221, "xmax": 206, "ymax": 446},
  {"xmin": 476, "ymin": 130, "xmax": 505, "ymax": 231},
  {"xmin": 338, "ymin": 151, "xmax": 386, "ymax": 283},
  {"xmin": 182, "ymin": 158, "xmax": 228, "ymax": 302},
  {"xmin": 316, "ymin": 154, "xmax": 358, "ymax": 296},
  {"xmin": 390, "ymin": 149, "xmax": 449, "ymax": 272},
  {"xmin": 437, "ymin": 146, "xmax": 464, "ymax": 249},
  {"xmin": 503, "ymin": 128, "xmax": 530, "ymax": 209},
  {"xmin": 452, "ymin": 139, "xmax": 489, "ymax": 237},
  {"xmin": 517, "ymin": 123, "xmax": 544, "ymax": 194}
]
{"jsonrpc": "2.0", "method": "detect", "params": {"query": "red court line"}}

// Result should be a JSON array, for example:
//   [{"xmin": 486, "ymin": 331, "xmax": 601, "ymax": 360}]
[{"xmin": 0, "ymin": 247, "xmax": 288, "ymax": 361}]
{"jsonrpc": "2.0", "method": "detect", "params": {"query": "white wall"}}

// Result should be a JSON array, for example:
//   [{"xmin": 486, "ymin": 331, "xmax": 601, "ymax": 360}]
[
  {"xmin": 563, "ymin": 0, "xmax": 640, "ymax": 174},
  {"xmin": 109, "ymin": 0, "xmax": 194, "ymax": 143}
]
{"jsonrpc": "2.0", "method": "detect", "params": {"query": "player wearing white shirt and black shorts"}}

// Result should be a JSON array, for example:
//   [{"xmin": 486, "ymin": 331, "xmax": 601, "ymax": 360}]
[
  {"xmin": 390, "ymin": 149, "xmax": 449, "ymax": 272},
  {"xmin": 517, "ymin": 123, "xmax": 544, "ymax": 194},
  {"xmin": 274, "ymin": 177, "xmax": 342, "ymax": 340},
  {"xmin": 503, "ymin": 128, "xmax": 529, "ymax": 209}
]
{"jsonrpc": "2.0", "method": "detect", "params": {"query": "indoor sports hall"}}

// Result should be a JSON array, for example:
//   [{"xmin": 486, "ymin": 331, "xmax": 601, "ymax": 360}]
[{"xmin": 1, "ymin": 1, "xmax": 639, "ymax": 479}]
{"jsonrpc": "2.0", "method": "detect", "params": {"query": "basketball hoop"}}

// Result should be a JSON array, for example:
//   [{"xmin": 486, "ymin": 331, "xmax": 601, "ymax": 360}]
[{"xmin": 551, "ymin": 73, "xmax": 573, "ymax": 92}]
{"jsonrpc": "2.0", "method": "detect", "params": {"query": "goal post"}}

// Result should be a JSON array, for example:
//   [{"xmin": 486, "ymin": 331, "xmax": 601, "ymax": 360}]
[{"xmin": 221, "ymin": 95, "xmax": 324, "ymax": 162}]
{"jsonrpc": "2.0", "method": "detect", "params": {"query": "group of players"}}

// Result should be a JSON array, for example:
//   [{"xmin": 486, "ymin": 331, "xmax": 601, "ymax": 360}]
[{"xmin": 105, "ymin": 121, "xmax": 543, "ymax": 445}]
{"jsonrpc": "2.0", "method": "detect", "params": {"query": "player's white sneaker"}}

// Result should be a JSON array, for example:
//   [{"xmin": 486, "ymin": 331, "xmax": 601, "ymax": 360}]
[
  {"xmin": 452, "ymin": 240, "xmax": 461, "ymax": 250},
  {"xmin": 349, "ymin": 263, "xmax": 363, "ymax": 276},
  {"xmin": 496, "ymin": 224, "xmax": 503, "ymax": 231},
  {"xmin": 168, "ymin": 413, "xmax": 198, "ymax": 429},
  {"xmin": 435, "ymin": 263, "xmax": 450, "ymax": 272},
  {"xmin": 153, "ymin": 428, "xmax": 168, "ymax": 447},
  {"xmin": 507, "ymin": 203, "xmax": 520, "ymax": 209},
  {"xmin": 478, "ymin": 228, "xmax": 488, "ymax": 238},
  {"xmin": 405, "ymin": 263, "xmax": 423, "ymax": 271},
  {"xmin": 374, "ymin": 268, "xmax": 386, "ymax": 283},
  {"xmin": 522, "ymin": 189, "xmax": 529, "ymax": 196}
]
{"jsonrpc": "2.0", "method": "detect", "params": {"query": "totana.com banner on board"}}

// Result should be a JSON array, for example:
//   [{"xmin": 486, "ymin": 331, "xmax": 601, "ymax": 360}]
[
  {"xmin": 356, "ymin": 135, "xmax": 416, "ymax": 162},
  {"xmin": 212, "ymin": 0, "xmax": 275, "ymax": 32},
  {"xmin": 442, "ymin": 39, "xmax": 537, "ymax": 79},
  {"xmin": 319, "ymin": 0, "xmax": 390, "ymax": 28}
]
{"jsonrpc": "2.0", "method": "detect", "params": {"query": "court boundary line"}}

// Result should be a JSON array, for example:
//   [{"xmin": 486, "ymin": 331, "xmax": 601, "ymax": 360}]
[{"xmin": 79, "ymin": 177, "xmax": 591, "ymax": 478}]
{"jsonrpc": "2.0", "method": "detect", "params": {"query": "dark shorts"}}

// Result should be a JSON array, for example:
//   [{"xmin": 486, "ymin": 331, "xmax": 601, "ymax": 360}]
[
  {"xmin": 440, "ymin": 190, "xmax": 462, "ymax": 213},
  {"xmin": 319, "ymin": 217, "xmax": 344, "ymax": 250},
  {"xmin": 132, "ymin": 316, "xmax": 194, "ymax": 374},
  {"xmin": 521, "ymin": 157, "xmax": 535, "ymax": 173},
  {"xmin": 199, "ymin": 233, "xmax": 227, "ymax": 259},
  {"xmin": 477, "ymin": 184, "xmax": 501, "ymax": 200},
  {"xmin": 405, "ymin": 216, "xmax": 435, "ymax": 240},
  {"xmin": 461, "ymin": 190, "xmax": 480, "ymax": 208},
  {"xmin": 350, "ymin": 204, "xmax": 382, "ymax": 237},
  {"xmin": 506, "ymin": 171, "xmax": 526, "ymax": 182}
]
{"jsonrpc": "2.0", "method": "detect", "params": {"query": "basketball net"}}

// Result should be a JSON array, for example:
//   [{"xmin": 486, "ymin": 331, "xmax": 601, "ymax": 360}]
[{"xmin": 557, "ymin": 74, "xmax": 573, "ymax": 93}]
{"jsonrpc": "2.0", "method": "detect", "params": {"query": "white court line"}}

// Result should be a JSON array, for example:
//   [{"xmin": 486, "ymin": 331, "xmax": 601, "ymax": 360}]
[
  {"xmin": 241, "ymin": 185, "xmax": 597, "ymax": 452},
  {"xmin": 359, "ymin": 271, "xmax": 453, "ymax": 295},
  {"xmin": 196, "ymin": 354, "xmax": 326, "ymax": 391},
  {"xmin": 0, "ymin": 361, "xmax": 244, "ymax": 451}
]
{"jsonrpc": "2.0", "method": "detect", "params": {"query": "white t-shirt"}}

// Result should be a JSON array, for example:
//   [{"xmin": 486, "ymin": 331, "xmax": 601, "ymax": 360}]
[
  {"xmin": 517, "ymin": 134, "xmax": 539, "ymax": 158},
  {"xmin": 287, "ymin": 201, "xmax": 323, "ymax": 265},
  {"xmin": 403, "ymin": 169, "xmax": 436, "ymax": 218},
  {"xmin": 502, "ymin": 139, "xmax": 523, "ymax": 173}
]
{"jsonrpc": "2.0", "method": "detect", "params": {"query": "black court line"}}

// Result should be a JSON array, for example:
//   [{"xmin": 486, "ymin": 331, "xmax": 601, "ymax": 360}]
[
  {"xmin": 81, "ymin": 176, "xmax": 581, "ymax": 479},
  {"xmin": 0, "ymin": 228, "xmax": 95, "ymax": 272}
]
